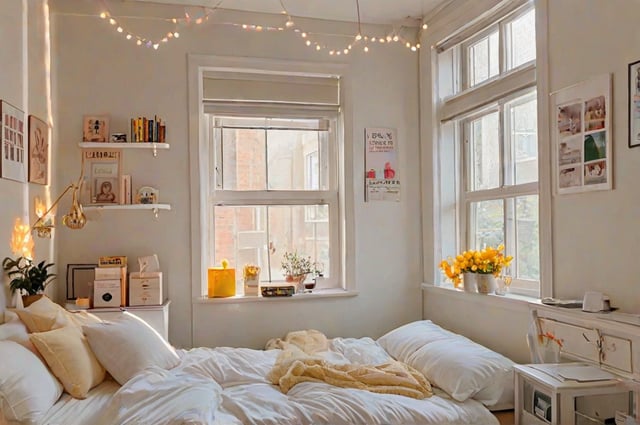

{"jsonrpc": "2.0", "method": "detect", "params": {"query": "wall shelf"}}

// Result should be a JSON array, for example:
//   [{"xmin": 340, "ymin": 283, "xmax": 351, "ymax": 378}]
[
  {"xmin": 78, "ymin": 142, "xmax": 169, "ymax": 157},
  {"xmin": 83, "ymin": 203, "xmax": 171, "ymax": 218}
]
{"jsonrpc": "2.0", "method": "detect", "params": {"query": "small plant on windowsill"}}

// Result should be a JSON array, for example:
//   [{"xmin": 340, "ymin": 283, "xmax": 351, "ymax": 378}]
[
  {"xmin": 438, "ymin": 244, "xmax": 512, "ymax": 289},
  {"xmin": 2, "ymin": 256, "xmax": 56, "ymax": 306},
  {"xmin": 281, "ymin": 251, "xmax": 321, "ymax": 292}
]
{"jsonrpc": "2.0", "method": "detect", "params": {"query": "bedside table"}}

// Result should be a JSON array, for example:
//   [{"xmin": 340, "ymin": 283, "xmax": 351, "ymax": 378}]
[
  {"xmin": 514, "ymin": 363, "xmax": 634, "ymax": 425},
  {"xmin": 69, "ymin": 300, "xmax": 170, "ymax": 341}
]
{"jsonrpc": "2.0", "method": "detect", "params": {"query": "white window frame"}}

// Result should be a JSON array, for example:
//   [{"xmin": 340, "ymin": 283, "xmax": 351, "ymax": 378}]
[
  {"xmin": 430, "ymin": 0, "xmax": 552, "ymax": 298},
  {"xmin": 187, "ymin": 55, "xmax": 354, "ymax": 300}
]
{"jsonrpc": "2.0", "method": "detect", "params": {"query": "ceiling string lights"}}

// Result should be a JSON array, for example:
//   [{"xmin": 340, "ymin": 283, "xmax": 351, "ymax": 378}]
[{"xmin": 98, "ymin": 0, "xmax": 425, "ymax": 54}]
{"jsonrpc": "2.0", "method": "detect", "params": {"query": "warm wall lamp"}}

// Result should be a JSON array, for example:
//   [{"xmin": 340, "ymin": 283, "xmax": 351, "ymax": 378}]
[{"xmin": 11, "ymin": 167, "xmax": 87, "ymax": 258}]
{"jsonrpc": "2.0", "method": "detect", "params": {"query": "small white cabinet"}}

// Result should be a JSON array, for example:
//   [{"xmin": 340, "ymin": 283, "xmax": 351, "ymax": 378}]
[
  {"xmin": 85, "ymin": 300, "xmax": 170, "ymax": 341},
  {"xmin": 514, "ymin": 363, "xmax": 633, "ymax": 425}
]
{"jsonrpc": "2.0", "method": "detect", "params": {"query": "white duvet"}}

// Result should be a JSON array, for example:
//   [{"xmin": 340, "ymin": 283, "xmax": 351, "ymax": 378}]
[{"xmin": 87, "ymin": 338, "xmax": 498, "ymax": 425}]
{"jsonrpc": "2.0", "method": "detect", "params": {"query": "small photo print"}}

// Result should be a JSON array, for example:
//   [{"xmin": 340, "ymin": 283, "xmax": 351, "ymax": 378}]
[
  {"xmin": 94, "ymin": 177, "xmax": 118, "ymax": 204},
  {"xmin": 558, "ymin": 136, "xmax": 582, "ymax": 166},
  {"xmin": 557, "ymin": 103, "xmax": 582, "ymax": 137},
  {"xmin": 584, "ymin": 95, "xmax": 606, "ymax": 132},
  {"xmin": 584, "ymin": 160, "xmax": 607, "ymax": 185},
  {"xmin": 559, "ymin": 166, "xmax": 581, "ymax": 189},
  {"xmin": 584, "ymin": 131, "xmax": 606, "ymax": 162},
  {"xmin": 83, "ymin": 115, "xmax": 110, "ymax": 142}
]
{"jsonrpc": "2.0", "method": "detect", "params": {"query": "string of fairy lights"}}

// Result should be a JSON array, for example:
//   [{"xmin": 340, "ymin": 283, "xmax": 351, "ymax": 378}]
[{"xmin": 98, "ymin": 0, "xmax": 426, "ymax": 54}]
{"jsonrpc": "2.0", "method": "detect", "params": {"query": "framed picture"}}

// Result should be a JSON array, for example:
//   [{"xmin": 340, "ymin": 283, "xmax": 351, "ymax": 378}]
[
  {"xmin": 628, "ymin": 60, "xmax": 640, "ymax": 148},
  {"xmin": 551, "ymin": 74, "xmax": 612, "ymax": 195},
  {"xmin": 83, "ymin": 149, "xmax": 121, "ymax": 204},
  {"xmin": 1, "ymin": 100, "xmax": 27, "ymax": 182},
  {"xmin": 28, "ymin": 115, "xmax": 49, "ymax": 185},
  {"xmin": 66, "ymin": 263, "xmax": 97, "ymax": 300},
  {"xmin": 83, "ymin": 114, "xmax": 110, "ymax": 142}
]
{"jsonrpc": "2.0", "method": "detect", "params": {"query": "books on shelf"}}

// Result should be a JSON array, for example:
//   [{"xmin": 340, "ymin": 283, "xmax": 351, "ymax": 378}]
[{"xmin": 130, "ymin": 115, "xmax": 166, "ymax": 143}]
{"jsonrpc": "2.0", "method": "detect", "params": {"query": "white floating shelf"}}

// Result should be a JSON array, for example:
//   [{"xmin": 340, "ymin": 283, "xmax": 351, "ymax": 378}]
[
  {"xmin": 83, "ymin": 203, "xmax": 171, "ymax": 211},
  {"xmin": 78, "ymin": 142, "xmax": 170, "ymax": 149}
]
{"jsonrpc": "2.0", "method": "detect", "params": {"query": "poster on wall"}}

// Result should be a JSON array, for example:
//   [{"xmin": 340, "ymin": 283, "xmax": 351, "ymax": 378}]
[
  {"xmin": 552, "ymin": 74, "xmax": 612, "ymax": 195},
  {"xmin": 364, "ymin": 127, "xmax": 400, "ymax": 202},
  {"xmin": 1, "ymin": 100, "xmax": 27, "ymax": 182}
]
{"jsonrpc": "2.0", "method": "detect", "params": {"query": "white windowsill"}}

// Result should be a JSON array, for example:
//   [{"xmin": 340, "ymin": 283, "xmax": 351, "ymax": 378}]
[
  {"xmin": 194, "ymin": 289, "xmax": 358, "ymax": 304},
  {"xmin": 421, "ymin": 283, "xmax": 541, "ymax": 312}
]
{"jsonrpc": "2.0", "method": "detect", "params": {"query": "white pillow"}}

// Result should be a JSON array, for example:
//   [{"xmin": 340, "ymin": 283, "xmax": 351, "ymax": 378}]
[
  {"xmin": 378, "ymin": 320, "xmax": 515, "ymax": 406},
  {"xmin": 0, "ymin": 311, "xmax": 41, "ymax": 359},
  {"xmin": 0, "ymin": 340, "xmax": 63, "ymax": 424},
  {"xmin": 83, "ymin": 312, "xmax": 180, "ymax": 385}
]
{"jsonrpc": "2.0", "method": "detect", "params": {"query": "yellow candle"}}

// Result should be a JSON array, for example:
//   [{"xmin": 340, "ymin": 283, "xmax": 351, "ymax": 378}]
[{"xmin": 207, "ymin": 260, "xmax": 236, "ymax": 297}]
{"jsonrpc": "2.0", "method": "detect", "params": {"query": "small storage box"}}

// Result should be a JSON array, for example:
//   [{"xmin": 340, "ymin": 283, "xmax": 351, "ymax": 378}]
[
  {"xmin": 129, "ymin": 272, "xmax": 162, "ymax": 306},
  {"xmin": 208, "ymin": 268, "xmax": 236, "ymax": 297},
  {"xmin": 93, "ymin": 279, "xmax": 122, "ymax": 308}
]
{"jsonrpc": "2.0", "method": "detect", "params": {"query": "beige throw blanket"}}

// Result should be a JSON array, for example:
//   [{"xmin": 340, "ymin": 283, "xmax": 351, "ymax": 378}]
[{"xmin": 266, "ymin": 330, "xmax": 432, "ymax": 400}]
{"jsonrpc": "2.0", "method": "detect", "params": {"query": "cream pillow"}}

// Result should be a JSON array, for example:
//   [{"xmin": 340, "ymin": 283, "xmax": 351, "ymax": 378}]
[
  {"xmin": 83, "ymin": 312, "xmax": 180, "ymax": 385},
  {"xmin": 30, "ymin": 326, "xmax": 106, "ymax": 399},
  {"xmin": 0, "ymin": 311, "xmax": 41, "ymax": 359},
  {"xmin": 13, "ymin": 296, "xmax": 74, "ymax": 333},
  {"xmin": 0, "ymin": 340, "xmax": 63, "ymax": 423}
]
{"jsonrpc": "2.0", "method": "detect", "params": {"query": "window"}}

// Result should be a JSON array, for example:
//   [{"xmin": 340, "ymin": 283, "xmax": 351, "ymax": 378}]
[
  {"xmin": 200, "ymin": 68, "xmax": 343, "ymax": 293},
  {"xmin": 435, "ymin": 4, "xmax": 540, "ymax": 296}
]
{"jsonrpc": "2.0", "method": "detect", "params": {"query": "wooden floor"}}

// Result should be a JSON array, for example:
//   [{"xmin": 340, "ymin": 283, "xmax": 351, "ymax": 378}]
[{"xmin": 494, "ymin": 410, "xmax": 515, "ymax": 425}]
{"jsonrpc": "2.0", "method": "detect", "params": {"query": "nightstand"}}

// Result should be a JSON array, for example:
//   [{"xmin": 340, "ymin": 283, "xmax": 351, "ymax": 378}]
[
  {"xmin": 514, "ymin": 363, "xmax": 634, "ymax": 425},
  {"xmin": 68, "ymin": 300, "xmax": 170, "ymax": 341}
]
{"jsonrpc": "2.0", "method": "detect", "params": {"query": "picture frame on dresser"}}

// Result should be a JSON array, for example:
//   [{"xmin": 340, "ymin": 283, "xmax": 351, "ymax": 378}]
[
  {"xmin": 1, "ymin": 100, "xmax": 27, "ymax": 182},
  {"xmin": 66, "ymin": 263, "xmax": 97, "ymax": 301}
]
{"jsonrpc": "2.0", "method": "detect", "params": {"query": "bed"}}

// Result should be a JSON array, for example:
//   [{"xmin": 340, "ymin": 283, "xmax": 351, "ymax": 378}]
[{"xmin": 0, "ymin": 297, "xmax": 515, "ymax": 425}]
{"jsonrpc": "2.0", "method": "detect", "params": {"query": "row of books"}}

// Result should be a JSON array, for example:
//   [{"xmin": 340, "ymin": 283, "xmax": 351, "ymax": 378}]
[{"xmin": 130, "ymin": 116, "xmax": 166, "ymax": 143}]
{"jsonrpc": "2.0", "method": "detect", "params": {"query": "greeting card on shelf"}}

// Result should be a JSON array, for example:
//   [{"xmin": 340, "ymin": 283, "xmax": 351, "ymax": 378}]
[{"xmin": 83, "ymin": 149, "xmax": 122, "ymax": 205}]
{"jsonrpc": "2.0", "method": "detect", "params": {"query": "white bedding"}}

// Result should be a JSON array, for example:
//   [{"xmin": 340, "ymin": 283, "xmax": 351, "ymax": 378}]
[{"xmin": 84, "ymin": 340, "xmax": 499, "ymax": 425}]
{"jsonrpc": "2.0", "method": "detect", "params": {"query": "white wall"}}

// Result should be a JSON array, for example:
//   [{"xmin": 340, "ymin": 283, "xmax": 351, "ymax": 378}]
[
  {"xmin": 422, "ymin": 0, "xmax": 640, "ymax": 360},
  {"xmin": 51, "ymin": 3, "xmax": 423, "ymax": 348},
  {"xmin": 0, "ymin": 0, "xmax": 55, "ymax": 306}
]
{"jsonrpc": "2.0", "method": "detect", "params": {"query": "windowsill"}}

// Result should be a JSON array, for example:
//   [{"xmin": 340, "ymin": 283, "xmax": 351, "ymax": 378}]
[
  {"xmin": 421, "ymin": 282, "xmax": 541, "ymax": 312},
  {"xmin": 194, "ymin": 288, "xmax": 358, "ymax": 304}
]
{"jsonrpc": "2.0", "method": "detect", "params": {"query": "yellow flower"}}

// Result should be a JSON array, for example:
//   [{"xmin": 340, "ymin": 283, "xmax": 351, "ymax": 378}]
[{"xmin": 439, "ymin": 244, "xmax": 512, "ymax": 285}]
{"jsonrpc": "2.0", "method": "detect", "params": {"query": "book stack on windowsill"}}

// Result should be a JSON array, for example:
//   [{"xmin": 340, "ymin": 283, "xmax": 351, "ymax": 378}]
[{"xmin": 130, "ymin": 115, "xmax": 166, "ymax": 143}]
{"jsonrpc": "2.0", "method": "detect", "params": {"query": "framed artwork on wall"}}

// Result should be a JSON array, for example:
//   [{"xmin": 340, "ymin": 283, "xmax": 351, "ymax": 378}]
[
  {"xmin": 628, "ymin": 60, "xmax": 640, "ymax": 148},
  {"xmin": 83, "ymin": 149, "xmax": 122, "ymax": 204},
  {"xmin": 1, "ymin": 100, "xmax": 27, "ymax": 182},
  {"xmin": 28, "ymin": 115, "xmax": 49, "ymax": 185},
  {"xmin": 82, "ymin": 114, "xmax": 110, "ymax": 142},
  {"xmin": 551, "ymin": 74, "xmax": 612, "ymax": 195}
]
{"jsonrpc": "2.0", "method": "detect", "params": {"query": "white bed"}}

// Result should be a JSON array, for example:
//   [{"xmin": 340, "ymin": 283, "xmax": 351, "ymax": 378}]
[{"xmin": 0, "ymin": 299, "xmax": 514, "ymax": 425}]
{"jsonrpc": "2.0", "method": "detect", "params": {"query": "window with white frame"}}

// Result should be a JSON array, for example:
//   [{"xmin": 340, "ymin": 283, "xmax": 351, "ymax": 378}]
[
  {"xmin": 436, "ymin": 4, "xmax": 539, "ymax": 296},
  {"xmin": 202, "ymin": 70, "xmax": 342, "ymax": 292}
]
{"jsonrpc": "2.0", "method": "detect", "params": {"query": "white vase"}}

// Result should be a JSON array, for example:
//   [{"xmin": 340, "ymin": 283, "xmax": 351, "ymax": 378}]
[
  {"xmin": 476, "ymin": 274, "xmax": 497, "ymax": 294},
  {"xmin": 462, "ymin": 273, "xmax": 477, "ymax": 292}
]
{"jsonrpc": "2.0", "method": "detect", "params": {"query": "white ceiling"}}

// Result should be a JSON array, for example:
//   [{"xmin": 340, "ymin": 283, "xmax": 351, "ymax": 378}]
[{"xmin": 128, "ymin": 0, "xmax": 450, "ymax": 25}]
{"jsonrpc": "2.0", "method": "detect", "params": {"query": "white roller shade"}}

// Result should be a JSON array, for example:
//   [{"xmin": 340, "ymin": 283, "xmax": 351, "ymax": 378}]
[{"xmin": 203, "ymin": 71, "xmax": 340, "ymax": 106}]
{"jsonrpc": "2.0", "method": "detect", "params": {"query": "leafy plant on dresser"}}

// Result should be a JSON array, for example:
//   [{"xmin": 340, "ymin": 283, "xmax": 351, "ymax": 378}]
[{"xmin": 2, "ymin": 256, "xmax": 56, "ymax": 295}]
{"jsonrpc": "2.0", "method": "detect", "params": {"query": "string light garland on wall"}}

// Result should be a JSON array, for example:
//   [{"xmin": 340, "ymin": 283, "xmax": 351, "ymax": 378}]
[{"xmin": 97, "ymin": 0, "xmax": 426, "ymax": 54}]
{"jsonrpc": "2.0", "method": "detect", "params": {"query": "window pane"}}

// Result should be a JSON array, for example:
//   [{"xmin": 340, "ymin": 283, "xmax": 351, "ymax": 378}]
[
  {"xmin": 470, "ymin": 199, "xmax": 504, "ymax": 250},
  {"xmin": 516, "ymin": 195, "xmax": 539, "ymax": 280},
  {"xmin": 507, "ymin": 9, "xmax": 536, "ymax": 70},
  {"xmin": 509, "ymin": 95, "xmax": 538, "ymax": 184},
  {"xmin": 438, "ymin": 48, "xmax": 456, "ymax": 99},
  {"xmin": 221, "ymin": 129, "xmax": 266, "ymax": 190},
  {"xmin": 469, "ymin": 112, "xmax": 500, "ymax": 190},
  {"xmin": 214, "ymin": 204, "xmax": 330, "ymax": 284},
  {"xmin": 268, "ymin": 130, "xmax": 326, "ymax": 190},
  {"xmin": 468, "ymin": 31, "xmax": 499, "ymax": 87}
]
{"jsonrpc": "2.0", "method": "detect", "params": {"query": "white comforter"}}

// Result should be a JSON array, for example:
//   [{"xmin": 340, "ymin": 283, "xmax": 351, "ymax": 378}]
[{"xmin": 94, "ymin": 338, "xmax": 499, "ymax": 425}]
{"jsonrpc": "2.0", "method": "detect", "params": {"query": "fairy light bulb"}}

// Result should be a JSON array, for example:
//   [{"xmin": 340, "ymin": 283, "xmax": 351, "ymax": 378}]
[
  {"xmin": 316, "ymin": 45, "xmax": 321, "ymax": 51},
  {"xmin": 172, "ymin": 18, "xmax": 177, "ymax": 23},
  {"xmin": 306, "ymin": 40, "xmax": 311, "ymax": 46},
  {"xmin": 343, "ymin": 48, "xmax": 348, "ymax": 54},
  {"xmin": 371, "ymin": 37, "xmax": 376, "ymax": 42},
  {"xmin": 336, "ymin": 51, "xmax": 341, "ymax": 55},
  {"xmin": 256, "ymin": 25, "xmax": 263, "ymax": 31},
  {"xmin": 422, "ymin": 23, "xmax": 428, "ymax": 30},
  {"xmin": 174, "ymin": 32, "xmax": 179, "ymax": 38},
  {"xmin": 153, "ymin": 43, "xmax": 159, "ymax": 50},
  {"xmin": 406, "ymin": 42, "xmax": 411, "ymax": 48},
  {"xmin": 386, "ymin": 35, "xmax": 392, "ymax": 42},
  {"xmin": 242, "ymin": 24, "xmax": 248, "ymax": 29},
  {"xmin": 195, "ymin": 18, "xmax": 202, "ymax": 24},
  {"xmin": 364, "ymin": 46, "xmax": 369, "ymax": 52},
  {"xmin": 329, "ymin": 50, "xmax": 335, "ymax": 55},
  {"xmin": 167, "ymin": 32, "xmax": 174, "ymax": 38},
  {"xmin": 355, "ymin": 34, "xmax": 362, "ymax": 41},
  {"xmin": 109, "ymin": 18, "xmax": 116, "ymax": 25},
  {"xmin": 301, "ymin": 32, "xmax": 307, "ymax": 38},
  {"xmin": 126, "ymin": 34, "xmax": 132, "ymax": 40},
  {"xmin": 411, "ymin": 45, "xmax": 417, "ymax": 51},
  {"xmin": 99, "ymin": 12, "xmax": 107, "ymax": 19},
  {"xmin": 416, "ymin": 43, "xmax": 421, "ymax": 49},
  {"xmin": 393, "ymin": 35, "xmax": 399, "ymax": 42},
  {"xmin": 379, "ymin": 38, "xmax": 385, "ymax": 43},
  {"xmin": 117, "ymin": 26, "xmax": 123, "ymax": 33},
  {"xmin": 285, "ymin": 19, "xmax": 294, "ymax": 28},
  {"xmin": 162, "ymin": 37, "xmax": 168, "ymax": 42},
  {"xmin": 136, "ymin": 39, "xmax": 142, "ymax": 46}
]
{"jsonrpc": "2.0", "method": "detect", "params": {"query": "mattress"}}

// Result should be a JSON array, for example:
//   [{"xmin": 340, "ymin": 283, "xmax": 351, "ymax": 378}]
[{"xmin": 39, "ymin": 380, "xmax": 120, "ymax": 425}]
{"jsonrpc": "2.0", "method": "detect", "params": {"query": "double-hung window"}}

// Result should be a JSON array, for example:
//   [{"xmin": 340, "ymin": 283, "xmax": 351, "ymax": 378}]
[
  {"xmin": 435, "ymin": 4, "xmax": 541, "ymax": 296},
  {"xmin": 202, "ymin": 70, "xmax": 343, "ymax": 292}
]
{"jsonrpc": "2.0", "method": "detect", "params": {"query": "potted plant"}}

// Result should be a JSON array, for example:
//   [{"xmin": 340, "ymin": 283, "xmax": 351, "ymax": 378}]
[
  {"xmin": 281, "ymin": 251, "xmax": 320, "ymax": 293},
  {"xmin": 439, "ymin": 244, "xmax": 512, "ymax": 294},
  {"xmin": 2, "ymin": 256, "xmax": 56, "ymax": 306}
]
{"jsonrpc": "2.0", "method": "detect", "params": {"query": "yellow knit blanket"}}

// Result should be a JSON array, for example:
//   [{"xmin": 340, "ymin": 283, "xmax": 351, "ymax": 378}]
[{"xmin": 267, "ymin": 331, "xmax": 432, "ymax": 400}]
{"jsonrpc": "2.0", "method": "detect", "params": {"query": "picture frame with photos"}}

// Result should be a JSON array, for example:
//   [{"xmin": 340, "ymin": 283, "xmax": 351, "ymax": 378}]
[
  {"xmin": 83, "ymin": 149, "xmax": 122, "ymax": 204},
  {"xmin": 28, "ymin": 115, "xmax": 49, "ymax": 185},
  {"xmin": 628, "ymin": 60, "xmax": 640, "ymax": 148},
  {"xmin": 83, "ymin": 114, "xmax": 110, "ymax": 143},
  {"xmin": 1, "ymin": 100, "xmax": 27, "ymax": 182},
  {"xmin": 552, "ymin": 74, "xmax": 612, "ymax": 195}
]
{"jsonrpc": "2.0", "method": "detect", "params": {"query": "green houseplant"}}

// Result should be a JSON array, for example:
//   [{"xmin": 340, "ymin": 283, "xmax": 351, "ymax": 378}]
[
  {"xmin": 281, "ymin": 251, "xmax": 321, "ymax": 293},
  {"xmin": 2, "ymin": 256, "xmax": 56, "ymax": 305}
]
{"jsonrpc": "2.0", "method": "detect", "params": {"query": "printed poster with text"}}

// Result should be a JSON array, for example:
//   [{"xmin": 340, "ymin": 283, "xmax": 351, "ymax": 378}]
[{"xmin": 365, "ymin": 127, "xmax": 400, "ymax": 202}]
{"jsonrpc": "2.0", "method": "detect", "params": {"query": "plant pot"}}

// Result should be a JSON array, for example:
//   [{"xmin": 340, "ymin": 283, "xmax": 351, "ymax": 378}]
[
  {"xmin": 476, "ymin": 274, "xmax": 497, "ymax": 294},
  {"xmin": 22, "ymin": 294, "xmax": 44, "ymax": 307},
  {"xmin": 462, "ymin": 273, "xmax": 477, "ymax": 293},
  {"xmin": 285, "ymin": 274, "xmax": 307, "ymax": 294}
]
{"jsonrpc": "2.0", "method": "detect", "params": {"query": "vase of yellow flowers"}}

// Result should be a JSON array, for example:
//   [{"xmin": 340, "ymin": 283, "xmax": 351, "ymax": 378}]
[{"xmin": 439, "ymin": 244, "xmax": 512, "ymax": 294}]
